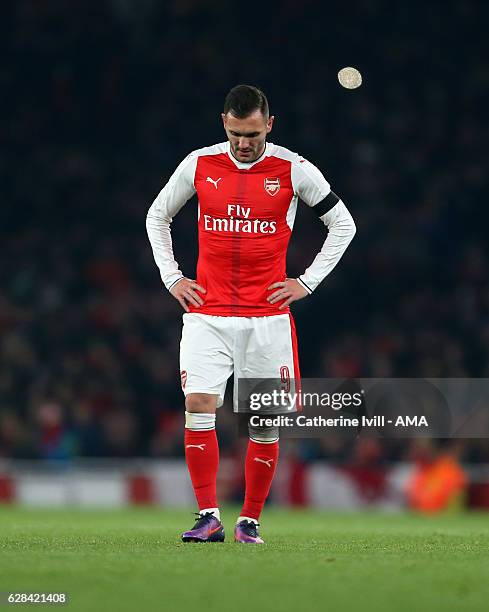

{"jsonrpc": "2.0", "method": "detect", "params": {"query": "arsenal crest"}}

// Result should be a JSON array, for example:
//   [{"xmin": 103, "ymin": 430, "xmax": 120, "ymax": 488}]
[{"xmin": 264, "ymin": 177, "xmax": 280, "ymax": 196}]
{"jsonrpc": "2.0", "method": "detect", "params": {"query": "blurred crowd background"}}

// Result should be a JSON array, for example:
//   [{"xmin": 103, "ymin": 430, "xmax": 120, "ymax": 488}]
[{"xmin": 1, "ymin": 1, "xmax": 488, "ymax": 471}]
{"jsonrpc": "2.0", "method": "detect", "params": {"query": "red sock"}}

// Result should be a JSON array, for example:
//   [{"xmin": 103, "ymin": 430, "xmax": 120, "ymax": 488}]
[
  {"xmin": 241, "ymin": 439, "xmax": 279, "ymax": 520},
  {"xmin": 184, "ymin": 428, "xmax": 219, "ymax": 510}
]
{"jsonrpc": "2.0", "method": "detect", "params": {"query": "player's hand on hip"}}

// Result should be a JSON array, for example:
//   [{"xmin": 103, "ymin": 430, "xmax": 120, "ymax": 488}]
[
  {"xmin": 170, "ymin": 278, "xmax": 206, "ymax": 312},
  {"xmin": 267, "ymin": 278, "xmax": 308, "ymax": 310}
]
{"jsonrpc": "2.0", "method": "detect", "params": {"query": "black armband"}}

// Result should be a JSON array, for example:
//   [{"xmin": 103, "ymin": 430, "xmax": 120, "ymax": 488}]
[{"xmin": 311, "ymin": 191, "xmax": 340, "ymax": 217}]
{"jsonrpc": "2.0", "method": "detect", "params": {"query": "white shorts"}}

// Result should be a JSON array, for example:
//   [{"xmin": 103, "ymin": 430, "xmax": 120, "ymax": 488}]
[{"xmin": 179, "ymin": 313, "xmax": 301, "ymax": 410}]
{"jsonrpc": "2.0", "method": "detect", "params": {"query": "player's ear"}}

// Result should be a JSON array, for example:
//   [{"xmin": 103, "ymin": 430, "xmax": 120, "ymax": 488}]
[
  {"xmin": 221, "ymin": 113, "xmax": 227, "ymax": 128},
  {"xmin": 266, "ymin": 115, "xmax": 275, "ymax": 133}
]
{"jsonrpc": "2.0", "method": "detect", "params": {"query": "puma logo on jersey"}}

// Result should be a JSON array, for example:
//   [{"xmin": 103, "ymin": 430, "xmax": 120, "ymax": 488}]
[
  {"xmin": 206, "ymin": 176, "xmax": 222, "ymax": 189},
  {"xmin": 180, "ymin": 370, "xmax": 187, "ymax": 389},
  {"xmin": 254, "ymin": 457, "xmax": 274, "ymax": 468},
  {"xmin": 186, "ymin": 444, "xmax": 206, "ymax": 451}
]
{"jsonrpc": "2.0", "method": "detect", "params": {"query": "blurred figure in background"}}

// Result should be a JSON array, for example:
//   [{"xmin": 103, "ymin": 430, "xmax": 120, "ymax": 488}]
[
  {"xmin": 35, "ymin": 401, "xmax": 78, "ymax": 462},
  {"xmin": 406, "ymin": 441, "xmax": 467, "ymax": 513}
]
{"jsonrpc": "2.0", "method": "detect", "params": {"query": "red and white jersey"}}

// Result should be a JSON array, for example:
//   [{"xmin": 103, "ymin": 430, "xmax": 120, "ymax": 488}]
[{"xmin": 147, "ymin": 141, "xmax": 356, "ymax": 316}]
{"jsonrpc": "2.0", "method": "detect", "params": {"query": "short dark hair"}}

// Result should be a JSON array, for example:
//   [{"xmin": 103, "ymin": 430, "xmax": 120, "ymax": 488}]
[{"xmin": 223, "ymin": 84, "xmax": 269, "ymax": 119}]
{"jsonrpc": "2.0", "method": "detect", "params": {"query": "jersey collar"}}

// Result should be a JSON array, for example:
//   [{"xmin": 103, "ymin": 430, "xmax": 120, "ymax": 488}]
[{"xmin": 226, "ymin": 141, "xmax": 271, "ymax": 169}]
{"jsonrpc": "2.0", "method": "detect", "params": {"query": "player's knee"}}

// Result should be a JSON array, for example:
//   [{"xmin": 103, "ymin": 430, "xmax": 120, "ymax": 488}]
[
  {"xmin": 185, "ymin": 393, "xmax": 218, "ymax": 413},
  {"xmin": 248, "ymin": 422, "xmax": 279, "ymax": 443}
]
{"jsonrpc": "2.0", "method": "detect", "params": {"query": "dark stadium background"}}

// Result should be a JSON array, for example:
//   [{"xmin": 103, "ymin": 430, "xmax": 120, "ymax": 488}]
[{"xmin": 1, "ymin": 0, "xmax": 488, "ymax": 480}]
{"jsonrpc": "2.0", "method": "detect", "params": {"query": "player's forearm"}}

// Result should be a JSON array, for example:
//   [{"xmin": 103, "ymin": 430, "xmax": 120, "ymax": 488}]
[
  {"xmin": 146, "ymin": 152, "xmax": 197, "ymax": 291},
  {"xmin": 298, "ymin": 200, "xmax": 356, "ymax": 293},
  {"xmin": 146, "ymin": 209, "xmax": 184, "ymax": 291},
  {"xmin": 146, "ymin": 155, "xmax": 198, "ymax": 291}
]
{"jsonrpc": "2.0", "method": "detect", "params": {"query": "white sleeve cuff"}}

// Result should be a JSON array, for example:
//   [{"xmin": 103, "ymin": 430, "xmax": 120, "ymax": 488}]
[
  {"xmin": 166, "ymin": 276, "xmax": 185, "ymax": 292},
  {"xmin": 297, "ymin": 277, "xmax": 314, "ymax": 294}
]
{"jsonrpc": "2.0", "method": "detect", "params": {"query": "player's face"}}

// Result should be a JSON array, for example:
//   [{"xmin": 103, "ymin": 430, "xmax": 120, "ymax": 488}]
[{"xmin": 221, "ymin": 110, "xmax": 274, "ymax": 162}]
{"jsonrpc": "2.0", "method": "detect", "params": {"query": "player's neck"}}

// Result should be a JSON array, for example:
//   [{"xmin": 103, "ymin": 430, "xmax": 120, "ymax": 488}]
[{"xmin": 229, "ymin": 142, "xmax": 267, "ymax": 165}]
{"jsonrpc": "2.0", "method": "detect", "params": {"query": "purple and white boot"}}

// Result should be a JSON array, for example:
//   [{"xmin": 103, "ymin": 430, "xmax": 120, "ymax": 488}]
[
  {"xmin": 234, "ymin": 519, "xmax": 264, "ymax": 544},
  {"xmin": 181, "ymin": 512, "xmax": 225, "ymax": 543}
]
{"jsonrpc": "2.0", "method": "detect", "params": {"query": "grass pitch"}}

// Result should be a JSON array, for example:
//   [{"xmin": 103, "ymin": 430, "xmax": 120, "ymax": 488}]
[{"xmin": 0, "ymin": 506, "xmax": 488, "ymax": 612}]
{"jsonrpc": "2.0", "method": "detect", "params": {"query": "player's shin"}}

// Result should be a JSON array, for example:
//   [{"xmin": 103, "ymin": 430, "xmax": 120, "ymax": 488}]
[
  {"xmin": 239, "ymin": 435, "xmax": 279, "ymax": 522},
  {"xmin": 184, "ymin": 411, "xmax": 219, "ymax": 516}
]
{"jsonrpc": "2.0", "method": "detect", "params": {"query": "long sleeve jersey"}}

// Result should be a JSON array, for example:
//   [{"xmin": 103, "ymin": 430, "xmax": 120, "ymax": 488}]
[{"xmin": 146, "ymin": 141, "xmax": 356, "ymax": 316}]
